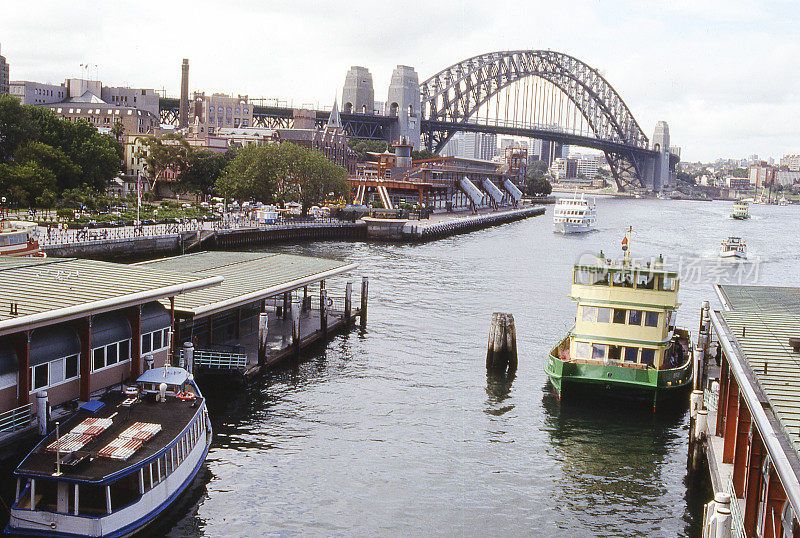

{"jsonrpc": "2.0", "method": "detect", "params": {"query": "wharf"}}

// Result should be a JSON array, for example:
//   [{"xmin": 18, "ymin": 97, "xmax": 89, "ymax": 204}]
[{"xmin": 363, "ymin": 205, "xmax": 545, "ymax": 241}]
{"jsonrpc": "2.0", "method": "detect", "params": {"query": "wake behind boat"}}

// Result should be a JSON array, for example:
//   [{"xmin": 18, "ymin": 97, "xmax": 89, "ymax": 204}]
[
  {"xmin": 553, "ymin": 192, "xmax": 596, "ymax": 234},
  {"xmin": 7, "ymin": 366, "xmax": 211, "ymax": 537}
]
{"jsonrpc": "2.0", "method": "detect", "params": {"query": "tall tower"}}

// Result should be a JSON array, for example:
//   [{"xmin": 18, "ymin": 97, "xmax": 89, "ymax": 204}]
[
  {"xmin": 652, "ymin": 121, "xmax": 670, "ymax": 191},
  {"xmin": 385, "ymin": 65, "xmax": 421, "ymax": 150},
  {"xmin": 179, "ymin": 58, "xmax": 189, "ymax": 128},
  {"xmin": 342, "ymin": 66, "xmax": 374, "ymax": 115},
  {"xmin": 0, "ymin": 43, "xmax": 10, "ymax": 95}
]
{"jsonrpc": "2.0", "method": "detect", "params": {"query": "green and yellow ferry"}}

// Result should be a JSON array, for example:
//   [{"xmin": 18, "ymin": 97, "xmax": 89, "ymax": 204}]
[{"xmin": 546, "ymin": 233, "xmax": 693, "ymax": 410}]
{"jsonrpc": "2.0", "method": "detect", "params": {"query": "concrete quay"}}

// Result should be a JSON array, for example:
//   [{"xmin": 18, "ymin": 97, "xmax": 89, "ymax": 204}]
[{"xmin": 362, "ymin": 205, "xmax": 545, "ymax": 241}]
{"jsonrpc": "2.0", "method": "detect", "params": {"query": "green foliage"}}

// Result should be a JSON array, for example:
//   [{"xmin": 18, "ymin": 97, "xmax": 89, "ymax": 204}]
[
  {"xmin": 348, "ymin": 138, "xmax": 388, "ymax": 161},
  {"xmin": 730, "ymin": 167, "xmax": 749, "ymax": 178},
  {"xmin": 676, "ymin": 171, "xmax": 695, "ymax": 185},
  {"xmin": 217, "ymin": 142, "xmax": 348, "ymax": 212},
  {"xmin": 137, "ymin": 133, "xmax": 193, "ymax": 190},
  {"xmin": 524, "ymin": 159, "xmax": 552, "ymax": 196},
  {"xmin": 0, "ymin": 94, "xmax": 121, "ymax": 203},
  {"xmin": 182, "ymin": 149, "xmax": 234, "ymax": 195},
  {"xmin": 527, "ymin": 159, "xmax": 549, "ymax": 178},
  {"xmin": 411, "ymin": 149, "xmax": 437, "ymax": 161}
]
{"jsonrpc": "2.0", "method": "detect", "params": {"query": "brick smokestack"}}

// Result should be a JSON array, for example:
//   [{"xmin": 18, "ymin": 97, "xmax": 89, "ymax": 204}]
[{"xmin": 179, "ymin": 58, "xmax": 189, "ymax": 128}]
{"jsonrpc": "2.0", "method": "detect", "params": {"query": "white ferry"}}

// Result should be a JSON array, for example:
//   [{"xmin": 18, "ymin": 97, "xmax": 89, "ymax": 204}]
[
  {"xmin": 553, "ymin": 193, "xmax": 597, "ymax": 234},
  {"xmin": 0, "ymin": 219, "xmax": 43, "ymax": 257},
  {"xmin": 7, "ymin": 366, "xmax": 211, "ymax": 537},
  {"xmin": 720, "ymin": 236, "xmax": 747, "ymax": 259},
  {"xmin": 731, "ymin": 200, "xmax": 750, "ymax": 220}
]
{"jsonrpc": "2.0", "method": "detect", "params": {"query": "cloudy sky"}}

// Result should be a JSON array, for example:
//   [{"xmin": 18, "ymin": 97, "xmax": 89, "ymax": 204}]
[{"xmin": 2, "ymin": 0, "xmax": 798, "ymax": 162}]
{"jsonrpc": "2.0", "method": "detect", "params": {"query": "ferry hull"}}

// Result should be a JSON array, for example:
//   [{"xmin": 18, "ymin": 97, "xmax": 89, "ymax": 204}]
[
  {"xmin": 553, "ymin": 221, "xmax": 594, "ymax": 234},
  {"xmin": 545, "ymin": 343, "xmax": 693, "ymax": 409},
  {"xmin": 720, "ymin": 250, "xmax": 747, "ymax": 259},
  {"xmin": 731, "ymin": 214, "xmax": 750, "ymax": 220}
]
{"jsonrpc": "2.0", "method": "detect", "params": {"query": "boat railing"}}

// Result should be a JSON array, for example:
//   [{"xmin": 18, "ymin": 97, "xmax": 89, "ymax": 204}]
[
  {"xmin": 724, "ymin": 475, "xmax": 747, "ymax": 538},
  {"xmin": 0, "ymin": 402, "xmax": 33, "ymax": 433},
  {"xmin": 191, "ymin": 349, "xmax": 249, "ymax": 370},
  {"xmin": 703, "ymin": 387, "xmax": 718, "ymax": 413}
]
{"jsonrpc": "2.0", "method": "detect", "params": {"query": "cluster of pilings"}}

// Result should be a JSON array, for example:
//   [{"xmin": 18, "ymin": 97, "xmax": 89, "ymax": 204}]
[{"xmin": 486, "ymin": 313, "xmax": 518, "ymax": 374}]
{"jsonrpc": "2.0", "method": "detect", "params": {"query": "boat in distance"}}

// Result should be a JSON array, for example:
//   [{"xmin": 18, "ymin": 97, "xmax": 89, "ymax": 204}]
[
  {"xmin": 0, "ymin": 219, "xmax": 44, "ymax": 257},
  {"xmin": 720, "ymin": 236, "xmax": 747, "ymax": 259},
  {"xmin": 552, "ymin": 193, "xmax": 596, "ymax": 234},
  {"xmin": 545, "ymin": 229, "xmax": 693, "ymax": 410},
  {"xmin": 7, "ymin": 366, "xmax": 211, "ymax": 537},
  {"xmin": 731, "ymin": 200, "xmax": 750, "ymax": 220}
]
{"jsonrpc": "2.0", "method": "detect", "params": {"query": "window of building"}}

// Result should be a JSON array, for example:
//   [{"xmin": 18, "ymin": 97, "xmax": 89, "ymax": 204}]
[
  {"xmin": 596, "ymin": 308, "xmax": 612, "ymax": 323},
  {"xmin": 29, "ymin": 354, "xmax": 79, "ymax": 393},
  {"xmin": 628, "ymin": 310, "xmax": 642, "ymax": 326},
  {"xmin": 613, "ymin": 309, "xmax": 626, "ymax": 324},
  {"xmin": 640, "ymin": 348, "xmax": 655, "ymax": 366},
  {"xmin": 141, "ymin": 328, "xmax": 170, "ymax": 355},
  {"xmin": 644, "ymin": 311, "xmax": 659, "ymax": 327},
  {"xmin": 92, "ymin": 340, "xmax": 131, "ymax": 372}
]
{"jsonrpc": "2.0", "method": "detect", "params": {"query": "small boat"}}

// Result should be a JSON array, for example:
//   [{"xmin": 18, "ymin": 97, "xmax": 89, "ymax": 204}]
[
  {"xmin": 720, "ymin": 236, "xmax": 747, "ymax": 259},
  {"xmin": 545, "ymin": 228, "xmax": 693, "ymax": 410},
  {"xmin": 731, "ymin": 200, "xmax": 750, "ymax": 220},
  {"xmin": 552, "ymin": 192, "xmax": 596, "ymax": 234},
  {"xmin": 0, "ymin": 219, "xmax": 44, "ymax": 257},
  {"xmin": 7, "ymin": 366, "xmax": 211, "ymax": 537}
]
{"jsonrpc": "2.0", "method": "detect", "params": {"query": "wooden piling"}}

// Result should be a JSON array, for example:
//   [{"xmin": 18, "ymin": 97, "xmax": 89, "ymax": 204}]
[
  {"xmin": 360, "ymin": 276, "xmax": 369, "ymax": 330},
  {"xmin": 486, "ymin": 313, "xmax": 518, "ymax": 374},
  {"xmin": 345, "ymin": 280, "xmax": 353, "ymax": 323},
  {"xmin": 320, "ymin": 289, "xmax": 328, "ymax": 337}
]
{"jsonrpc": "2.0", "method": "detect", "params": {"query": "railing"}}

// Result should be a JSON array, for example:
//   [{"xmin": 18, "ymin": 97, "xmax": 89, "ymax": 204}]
[
  {"xmin": 192, "ymin": 349, "xmax": 249, "ymax": 370},
  {"xmin": 725, "ymin": 476, "xmax": 747, "ymax": 538},
  {"xmin": 704, "ymin": 388, "xmax": 719, "ymax": 413},
  {"xmin": 0, "ymin": 403, "xmax": 34, "ymax": 433}
]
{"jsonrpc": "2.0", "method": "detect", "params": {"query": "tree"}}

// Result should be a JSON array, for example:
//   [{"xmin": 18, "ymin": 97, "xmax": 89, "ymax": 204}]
[
  {"xmin": 137, "ymin": 133, "xmax": 194, "ymax": 192},
  {"xmin": 525, "ymin": 160, "xmax": 552, "ymax": 196},
  {"xmin": 13, "ymin": 141, "xmax": 82, "ymax": 192},
  {"xmin": 110, "ymin": 120, "xmax": 125, "ymax": 141},
  {"xmin": 217, "ymin": 144, "xmax": 282, "ymax": 203},
  {"xmin": 182, "ymin": 149, "xmax": 235, "ymax": 196},
  {"xmin": 0, "ymin": 162, "xmax": 57, "ymax": 207},
  {"xmin": 348, "ymin": 138, "xmax": 388, "ymax": 161},
  {"xmin": 411, "ymin": 149, "xmax": 437, "ymax": 161}
]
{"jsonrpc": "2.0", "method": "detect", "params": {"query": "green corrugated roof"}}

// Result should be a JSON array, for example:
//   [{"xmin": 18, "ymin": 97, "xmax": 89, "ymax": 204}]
[
  {"xmin": 0, "ymin": 257, "xmax": 222, "ymax": 336},
  {"xmin": 718, "ymin": 285, "xmax": 800, "ymax": 313},
  {"xmin": 137, "ymin": 251, "xmax": 357, "ymax": 318},
  {"xmin": 724, "ymin": 309, "xmax": 800, "ymax": 452}
]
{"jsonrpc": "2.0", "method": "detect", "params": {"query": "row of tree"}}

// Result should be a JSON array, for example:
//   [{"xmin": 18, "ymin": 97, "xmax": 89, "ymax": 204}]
[{"xmin": 0, "ymin": 95, "xmax": 122, "ymax": 207}]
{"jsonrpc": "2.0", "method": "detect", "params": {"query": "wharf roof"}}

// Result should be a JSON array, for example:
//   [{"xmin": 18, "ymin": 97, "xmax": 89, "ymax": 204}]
[
  {"xmin": 136, "ymin": 251, "xmax": 357, "ymax": 318},
  {"xmin": 0, "ymin": 257, "xmax": 223, "ymax": 336},
  {"xmin": 717, "ymin": 284, "xmax": 800, "ymax": 313}
]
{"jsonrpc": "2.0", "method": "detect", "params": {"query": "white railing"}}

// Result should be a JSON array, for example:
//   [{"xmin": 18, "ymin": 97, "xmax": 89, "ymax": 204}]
[
  {"xmin": 192, "ymin": 350, "xmax": 249, "ymax": 370},
  {"xmin": 0, "ymin": 403, "xmax": 33, "ymax": 433},
  {"xmin": 725, "ymin": 476, "xmax": 747, "ymax": 538},
  {"xmin": 704, "ymin": 388, "xmax": 719, "ymax": 413}
]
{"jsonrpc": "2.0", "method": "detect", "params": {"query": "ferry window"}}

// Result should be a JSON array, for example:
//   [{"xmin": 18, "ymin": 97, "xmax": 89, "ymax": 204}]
[
  {"xmin": 575, "ymin": 342, "xmax": 591, "ymax": 359},
  {"xmin": 107, "ymin": 343, "xmax": 118, "ymax": 365},
  {"xmin": 110, "ymin": 473, "xmax": 140, "ymax": 511},
  {"xmin": 596, "ymin": 308, "xmax": 612, "ymax": 323},
  {"xmin": 143, "ymin": 465, "xmax": 153, "ymax": 491},
  {"xmin": 574, "ymin": 270, "xmax": 592, "ymax": 285},
  {"xmin": 50, "ymin": 359, "xmax": 65, "ymax": 385},
  {"xmin": 592, "ymin": 344, "xmax": 606, "ymax": 361},
  {"xmin": 142, "ymin": 333, "xmax": 152, "ymax": 353},
  {"xmin": 32, "ymin": 480, "xmax": 57, "ymax": 511},
  {"xmin": 152, "ymin": 330, "xmax": 162, "ymax": 350},
  {"xmin": 623, "ymin": 347, "xmax": 639, "ymax": 362},
  {"xmin": 77, "ymin": 484, "xmax": 108, "ymax": 516},
  {"xmin": 581, "ymin": 306, "xmax": 596, "ymax": 322},
  {"xmin": 613, "ymin": 309, "xmax": 627, "ymax": 324},
  {"xmin": 636, "ymin": 273, "xmax": 655, "ymax": 290},
  {"xmin": 93, "ymin": 347, "xmax": 105, "ymax": 370},
  {"xmin": 628, "ymin": 310, "xmax": 643, "ymax": 326},
  {"xmin": 612, "ymin": 271, "xmax": 634, "ymax": 288},
  {"xmin": 645, "ymin": 312, "xmax": 659, "ymax": 327},
  {"xmin": 608, "ymin": 345, "xmax": 622, "ymax": 361},
  {"xmin": 659, "ymin": 276, "xmax": 677, "ymax": 291},
  {"xmin": 119, "ymin": 340, "xmax": 129, "ymax": 361},
  {"xmin": 640, "ymin": 348, "xmax": 655, "ymax": 366}
]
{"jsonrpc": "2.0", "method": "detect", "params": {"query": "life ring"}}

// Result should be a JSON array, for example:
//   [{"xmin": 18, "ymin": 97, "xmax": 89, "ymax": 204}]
[
  {"xmin": 326, "ymin": 298, "xmax": 333, "ymax": 308},
  {"xmin": 176, "ymin": 391, "xmax": 196, "ymax": 401}
]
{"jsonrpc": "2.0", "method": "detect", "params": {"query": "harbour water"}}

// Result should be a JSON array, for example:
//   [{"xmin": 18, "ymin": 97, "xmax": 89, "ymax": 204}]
[
  {"xmin": 157, "ymin": 198, "xmax": 800, "ymax": 537},
  {"xmin": 7, "ymin": 199, "xmax": 798, "ymax": 536}
]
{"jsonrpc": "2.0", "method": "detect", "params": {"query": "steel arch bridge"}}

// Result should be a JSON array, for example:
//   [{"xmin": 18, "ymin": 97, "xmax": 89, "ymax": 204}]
[{"xmin": 419, "ymin": 50, "xmax": 657, "ymax": 189}]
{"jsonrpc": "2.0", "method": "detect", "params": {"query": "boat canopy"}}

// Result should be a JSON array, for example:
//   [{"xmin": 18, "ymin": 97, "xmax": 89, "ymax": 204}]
[
  {"xmin": 573, "ymin": 264, "xmax": 678, "ymax": 277},
  {"xmin": 136, "ymin": 366, "xmax": 190, "ymax": 387}
]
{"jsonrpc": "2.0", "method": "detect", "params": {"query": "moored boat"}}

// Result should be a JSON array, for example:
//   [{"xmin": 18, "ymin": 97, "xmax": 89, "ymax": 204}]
[
  {"xmin": 545, "ymin": 229, "xmax": 693, "ymax": 410},
  {"xmin": 719, "ymin": 236, "xmax": 747, "ymax": 259},
  {"xmin": 6, "ymin": 366, "xmax": 211, "ymax": 537},
  {"xmin": 731, "ymin": 200, "xmax": 750, "ymax": 220},
  {"xmin": 552, "ymin": 192, "xmax": 596, "ymax": 234},
  {"xmin": 0, "ymin": 219, "xmax": 43, "ymax": 257}
]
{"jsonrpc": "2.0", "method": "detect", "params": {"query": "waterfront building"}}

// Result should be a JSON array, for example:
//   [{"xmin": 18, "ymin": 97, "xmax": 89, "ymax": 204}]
[
  {"xmin": 776, "ymin": 170, "xmax": 800, "ymax": 187},
  {"xmin": 749, "ymin": 163, "xmax": 776, "ymax": 188},
  {"xmin": 0, "ymin": 257, "xmax": 221, "ymax": 436},
  {"xmin": 698, "ymin": 285, "xmax": 800, "ymax": 537},
  {"xmin": 779, "ymin": 155, "xmax": 800, "ymax": 172},
  {"xmin": 9, "ymin": 80, "xmax": 66, "ymax": 105},
  {"xmin": 189, "ymin": 92, "xmax": 251, "ymax": 135},
  {"xmin": 551, "ymin": 157, "xmax": 578, "ymax": 181},
  {"xmin": 726, "ymin": 176, "xmax": 752, "ymax": 191},
  {"xmin": 100, "ymin": 85, "xmax": 160, "ymax": 118},
  {"xmin": 0, "ymin": 44, "xmax": 9, "ymax": 94}
]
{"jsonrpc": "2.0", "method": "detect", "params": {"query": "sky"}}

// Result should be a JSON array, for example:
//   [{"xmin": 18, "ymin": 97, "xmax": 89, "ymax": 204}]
[{"xmin": 1, "ymin": 0, "xmax": 799, "ymax": 162}]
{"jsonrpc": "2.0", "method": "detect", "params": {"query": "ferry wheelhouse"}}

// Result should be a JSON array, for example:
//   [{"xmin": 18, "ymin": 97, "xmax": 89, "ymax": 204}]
[
  {"xmin": 7, "ymin": 366, "xmax": 211, "ymax": 537},
  {"xmin": 731, "ymin": 200, "xmax": 750, "ymax": 220},
  {"xmin": 0, "ymin": 220, "xmax": 43, "ymax": 257},
  {"xmin": 552, "ymin": 194, "xmax": 596, "ymax": 234},
  {"xmin": 546, "ymin": 233, "xmax": 693, "ymax": 409},
  {"xmin": 720, "ymin": 236, "xmax": 747, "ymax": 259}
]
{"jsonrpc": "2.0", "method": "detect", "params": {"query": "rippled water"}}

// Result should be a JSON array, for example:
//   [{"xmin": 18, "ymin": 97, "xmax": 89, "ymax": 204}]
[{"xmin": 9, "ymin": 199, "xmax": 800, "ymax": 537}]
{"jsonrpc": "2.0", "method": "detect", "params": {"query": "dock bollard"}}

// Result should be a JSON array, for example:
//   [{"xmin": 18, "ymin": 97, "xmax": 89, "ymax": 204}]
[
  {"xmin": 36, "ymin": 391, "xmax": 49, "ymax": 436},
  {"xmin": 292, "ymin": 307, "xmax": 301, "ymax": 357},
  {"xmin": 183, "ymin": 342, "xmax": 194, "ymax": 374},
  {"xmin": 486, "ymin": 313, "xmax": 518, "ymax": 374},
  {"xmin": 258, "ymin": 312, "xmax": 269, "ymax": 365},
  {"xmin": 360, "ymin": 276, "xmax": 369, "ymax": 330},
  {"xmin": 345, "ymin": 281, "xmax": 353, "ymax": 323}
]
